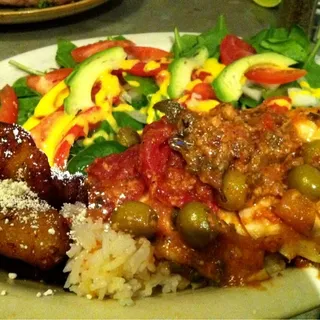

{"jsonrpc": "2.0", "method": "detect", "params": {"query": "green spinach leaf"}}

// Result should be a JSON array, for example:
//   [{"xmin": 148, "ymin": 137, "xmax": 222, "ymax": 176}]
[
  {"xmin": 55, "ymin": 39, "xmax": 77, "ymax": 68},
  {"xmin": 67, "ymin": 140, "xmax": 126, "ymax": 173},
  {"xmin": 113, "ymin": 112, "xmax": 144, "ymax": 130},
  {"xmin": 17, "ymin": 96, "xmax": 41, "ymax": 125},
  {"xmin": 12, "ymin": 77, "xmax": 40, "ymax": 98},
  {"xmin": 171, "ymin": 15, "xmax": 228, "ymax": 58}
]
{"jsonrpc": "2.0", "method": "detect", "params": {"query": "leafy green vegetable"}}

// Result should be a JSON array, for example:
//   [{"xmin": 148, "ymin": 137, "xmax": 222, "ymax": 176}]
[
  {"xmin": 303, "ymin": 32, "xmax": 320, "ymax": 88},
  {"xmin": 12, "ymin": 77, "xmax": 39, "ymax": 98},
  {"xmin": 17, "ymin": 96, "xmax": 41, "ymax": 125},
  {"xmin": 9, "ymin": 60, "xmax": 44, "ymax": 76},
  {"xmin": 262, "ymin": 82, "xmax": 299, "ymax": 99},
  {"xmin": 249, "ymin": 25, "xmax": 309, "ymax": 62},
  {"xmin": 12, "ymin": 77, "xmax": 41, "ymax": 125},
  {"xmin": 124, "ymin": 74, "xmax": 159, "ymax": 96},
  {"xmin": 67, "ymin": 139, "xmax": 126, "ymax": 173},
  {"xmin": 239, "ymin": 96, "xmax": 260, "ymax": 108},
  {"xmin": 55, "ymin": 39, "xmax": 77, "ymax": 68},
  {"xmin": 260, "ymin": 39, "xmax": 307, "ymax": 62},
  {"xmin": 98, "ymin": 120, "xmax": 116, "ymax": 135},
  {"xmin": 113, "ymin": 112, "xmax": 144, "ymax": 130},
  {"xmin": 107, "ymin": 35, "xmax": 129, "ymax": 41},
  {"xmin": 171, "ymin": 15, "xmax": 228, "ymax": 58}
]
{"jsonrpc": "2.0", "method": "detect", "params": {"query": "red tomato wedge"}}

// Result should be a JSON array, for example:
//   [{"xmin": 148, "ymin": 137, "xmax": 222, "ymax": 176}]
[
  {"xmin": 245, "ymin": 65, "xmax": 307, "ymax": 84},
  {"xmin": 113, "ymin": 61, "xmax": 168, "ymax": 77},
  {"xmin": 27, "ymin": 68, "xmax": 73, "ymax": 96},
  {"xmin": 191, "ymin": 83, "xmax": 216, "ymax": 100},
  {"xmin": 124, "ymin": 46, "xmax": 171, "ymax": 61},
  {"xmin": 71, "ymin": 40, "xmax": 135, "ymax": 63},
  {"xmin": 0, "ymin": 85, "xmax": 18, "ymax": 124},
  {"xmin": 220, "ymin": 35, "xmax": 256, "ymax": 65}
]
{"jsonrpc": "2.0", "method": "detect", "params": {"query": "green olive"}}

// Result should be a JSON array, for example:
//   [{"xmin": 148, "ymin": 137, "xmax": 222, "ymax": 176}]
[
  {"xmin": 219, "ymin": 169, "xmax": 248, "ymax": 211},
  {"xmin": 303, "ymin": 140, "xmax": 320, "ymax": 168},
  {"xmin": 287, "ymin": 164, "xmax": 320, "ymax": 200},
  {"xmin": 177, "ymin": 201, "xmax": 215, "ymax": 249},
  {"xmin": 111, "ymin": 201, "xmax": 157, "ymax": 238},
  {"xmin": 116, "ymin": 127, "xmax": 140, "ymax": 147}
]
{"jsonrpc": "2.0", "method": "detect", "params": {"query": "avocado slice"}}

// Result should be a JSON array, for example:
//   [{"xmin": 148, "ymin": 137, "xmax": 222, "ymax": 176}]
[
  {"xmin": 213, "ymin": 52, "xmax": 297, "ymax": 103},
  {"xmin": 168, "ymin": 47, "xmax": 209, "ymax": 99},
  {"xmin": 64, "ymin": 46, "xmax": 127, "ymax": 115}
]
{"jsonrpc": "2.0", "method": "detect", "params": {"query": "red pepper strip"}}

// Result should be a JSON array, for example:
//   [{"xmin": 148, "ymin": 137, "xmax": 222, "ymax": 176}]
[
  {"xmin": 124, "ymin": 46, "xmax": 171, "ymax": 61},
  {"xmin": 54, "ymin": 125, "xmax": 85, "ymax": 168},
  {"xmin": 113, "ymin": 61, "xmax": 169, "ymax": 78},
  {"xmin": 245, "ymin": 65, "xmax": 307, "ymax": 85},
  {"xmin": 53, "ymin": 106, "xmax": 105, "ymax": 168},
  {"xmin": 27, "ymin": 68, "xmax": 73, "ymax": 96},
  {"xmin": 71, "ymin": 40, "xmax": 135, "ymax": 63},
  {"xmin": 0, "ymin": 85, "xmax": 18, "ymax": 124},
  {"xmin": 190, "ymin": 83, "xmax": 216, "ymax": 100}
]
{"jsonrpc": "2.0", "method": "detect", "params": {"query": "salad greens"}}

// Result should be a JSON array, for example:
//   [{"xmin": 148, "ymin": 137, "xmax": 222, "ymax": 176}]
[
  {"xmin": 6, "ymin": 16, "xmax": 320, "ymax": 173},
  {"xmin": 172, "ymin": 15, "xmax": 228, "ymax": 58},
  {"xmin": 56, "ymin": 39, "xmax": 78, "ymax": 68},
  {"xmin": 67, "ymin": 138, "xmax": 126, "ymax": 173},
  {"xmin": 12, "ymin": 77, "xmax": 41, "ymax": 125}
]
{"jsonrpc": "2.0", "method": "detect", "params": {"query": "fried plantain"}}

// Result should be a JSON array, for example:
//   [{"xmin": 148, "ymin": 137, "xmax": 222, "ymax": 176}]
[{"xmin": 0, "ymin": 122, "xmax": 87, "ymax": 208}]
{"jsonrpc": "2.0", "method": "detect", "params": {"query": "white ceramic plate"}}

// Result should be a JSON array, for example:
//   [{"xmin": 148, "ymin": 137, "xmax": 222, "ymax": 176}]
[{"xmin": 0, "ymin": 33, "xmax": 320, "ymax": 319}]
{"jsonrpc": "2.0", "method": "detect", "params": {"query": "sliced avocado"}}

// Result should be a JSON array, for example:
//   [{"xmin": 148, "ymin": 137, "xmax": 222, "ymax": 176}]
[
  {"xmin": 213, "ymin": 52, "xmax": 297, "ymax": 103},
  {"xmin": 168, "ymin": 47, "xmax": 209, "ymax": 99},
  {"xmin": 64, "ymin": 47, "xmax": 127, "ymax": 115}
]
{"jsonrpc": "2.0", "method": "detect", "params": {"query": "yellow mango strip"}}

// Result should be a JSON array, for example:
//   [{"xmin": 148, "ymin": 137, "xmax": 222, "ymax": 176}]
[
  {"xmin": 144, "ymin": 61, "xmax": 161, "ymax": 72},
  {"xmin": 146, "ymin": 70, "xmax": 170, "ymax": 124},
  {"xmin": 30, "ymin": 111, "xmax": 75, "ymax": 166},
  {"xmin": 23, "ymin": 81, "xmax": 69, "ymax": 131},
  {"xmin": 187, "ymin": 100, "xmax": 220, "ymax": 113}
]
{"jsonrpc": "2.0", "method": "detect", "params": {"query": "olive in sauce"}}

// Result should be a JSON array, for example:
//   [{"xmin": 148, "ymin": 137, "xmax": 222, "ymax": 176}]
[
  {"xmin": 177, "ymin": 201, "xmax": 216, "ymax": 249},
  {"xmin": 287, "ymin": 164, "xmax": 320, "ymax": 200},
  {"xmin": 111, "ymin": 201, "xmax": 158, "ymax": 238},
  {"xmin": 219, "ymin": 169, "xmax": 248, "ymax": 211},
  {"xmin": 116, "ymin": 127, "xmax": 140, "ymax": 147}
]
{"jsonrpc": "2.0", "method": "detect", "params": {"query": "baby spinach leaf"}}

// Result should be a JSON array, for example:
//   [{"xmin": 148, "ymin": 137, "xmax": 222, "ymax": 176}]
[
  {"xmin": 124, "ymin": 74, "xmax": 159, "ymax": 96},
  {"xmin": 172, "ymin": 15, "xmax": 228, "ymax": 58},
  {"xmin": 260, "ymin": 39, "xmax": 307, "ymax": 62},
  {"xmin": 12, "ymin": 77, "xmax": 40, "ymax": 98},
  {"xmin": 55, "ymin": 39, "xmax": 77, "ymax": 68},
  {"xmin": 107, "ymin": 35, "xmax": 129, "ymax": 41},
  {"xmin": 67, "ymin": 140, "xmax": 126, "ymax": 173},
  {"xmin": 113, "ymin": 112, "xmax": 144, "ymax": 130},
  {"xmin": 17, "ymin": 96, "xmax": 41, "ymax": 125}
]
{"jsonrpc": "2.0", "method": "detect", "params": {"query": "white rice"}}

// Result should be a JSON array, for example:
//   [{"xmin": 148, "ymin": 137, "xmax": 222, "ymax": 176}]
[{"xmin": 63, "ymin": 217, "xmax": 188, "ymax": 305}]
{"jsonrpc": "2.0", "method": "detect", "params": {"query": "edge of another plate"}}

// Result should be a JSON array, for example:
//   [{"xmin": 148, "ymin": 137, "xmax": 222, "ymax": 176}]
[{"xmin": 0, "ymin": 0, "xmax": 109, "ymax": 24}]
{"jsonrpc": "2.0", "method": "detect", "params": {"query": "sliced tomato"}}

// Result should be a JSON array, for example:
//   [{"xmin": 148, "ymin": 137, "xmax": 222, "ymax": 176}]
[
  {"xmin": 220, "ymin": 35, "xmax": 256, "ymax": 65},
  {"xmin": 0, "ymin": 85, "xmax": 18, "ymax": 124},
  {"xmin": 191, "ymin": 83, "xmax": 216, "ymax": 100},
  {"xmin": 27, "ymin": 68, "xmax": 73, "ymax": 96},
  {"xmin": 192, "ymin": 70, "xmax": 211, "ymax": 81},
  {"xmin": 71, "ymin": 40, "xmax": 135, "ymax": 63},
  {"xmin": 114, "ymin": 61, "xmax": 169, "ymax": 77},
  {"xmin": 245, "ymin": 65, "xmax": 307, "ymax": 84},
  {"xmin": 53, "ymin": 124, "xmax": 86, "ymax": 169},
  {"xmin": 124, "ymin": 46, "xmax": 171, "ymax": 61}
]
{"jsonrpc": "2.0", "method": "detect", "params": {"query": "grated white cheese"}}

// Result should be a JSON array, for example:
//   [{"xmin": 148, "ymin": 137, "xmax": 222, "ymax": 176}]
[
  {"xmin": 8, "ymin": 273, "xmax": 17, "ymax": 280},
  {"xmin": 0, "ymin": 180, "xmax": 52, "ymax": 230},
  {"xmin": 43, "ymin": 289, "xmax": 54, "ymax": 296},
  {"xmin": 0, "ymin": 290, "xmax": 7, "ymax": 296},
  {"xmin": 48, "ymin": 228, "xmax": 56, "ymax": 235}
]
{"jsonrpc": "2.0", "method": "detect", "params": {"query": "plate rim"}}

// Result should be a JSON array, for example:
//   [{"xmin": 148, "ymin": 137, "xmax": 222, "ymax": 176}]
[
  {"xmin": 0, "ymin": 0, "xmax": 110, "ymax": 24},
  {"xmin": 0, "ymin": 32, "xmax": 320, "ymax": 319}
]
